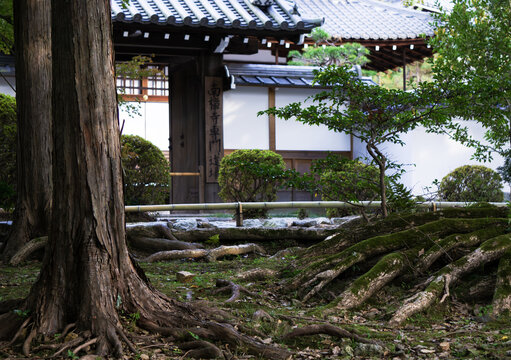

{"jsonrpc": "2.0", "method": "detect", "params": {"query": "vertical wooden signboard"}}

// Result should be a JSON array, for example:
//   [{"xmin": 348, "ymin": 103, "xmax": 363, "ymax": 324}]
[{"xmin": 205, "ymin": 77, "xmax": 223, "ymax": 183}]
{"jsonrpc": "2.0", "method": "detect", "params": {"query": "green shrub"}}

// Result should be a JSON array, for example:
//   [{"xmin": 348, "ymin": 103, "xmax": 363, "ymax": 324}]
[
  {"xmin": 218, "ymin": 149, "xmax": 286, "ymax": 218},
  {"xmin": 0, "ymin": 94, "xmax": 17, "ymax": 209},
  {"xmin": 438, "ymin": 165, "xmax": 503, "ymax": 202},
  {"xmin": 121, "ymin": 135, "xmax": 171, "ymax": 205},
  {"xmin": 300, "ymin": 154, "xmax": 415, "ymax": 218},
  {"xmin": 317, "ymin": 157, "xmax": 380, "ymax": 218}
]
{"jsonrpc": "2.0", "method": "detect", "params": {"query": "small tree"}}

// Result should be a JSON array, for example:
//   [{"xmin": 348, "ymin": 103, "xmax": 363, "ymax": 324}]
[
  {"xmin": 438, "ymin": 165, "xmax": 504, "ymax": 202},
  {"xmin": 263, "ymin": 65, "xmax": 450, "ymax": 217},
  {"xmin": 288, "ymin": 28, "xmax": 369, "ymax": 67},
  {"xmin": 218, "ymin": 149, "xmax": 286, "ymax": 218}
]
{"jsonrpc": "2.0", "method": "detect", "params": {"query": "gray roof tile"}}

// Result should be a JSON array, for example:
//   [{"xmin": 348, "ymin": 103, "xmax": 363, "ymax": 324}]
[
  {"xmin": 226, "ymin": 63, "xmax": 376, "ymax": 87},
  {"xmin": 111, "ymin": 0, "xmax": 322, "ymax": 32},
  {"xmin": 294, "ymin": 0, "xmax": 434, "ymax": 41}
]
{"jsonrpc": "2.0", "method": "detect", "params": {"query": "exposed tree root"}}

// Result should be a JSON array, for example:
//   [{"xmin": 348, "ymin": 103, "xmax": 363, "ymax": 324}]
[
  {"xmin": 207, "ymin": 244, "xmax": 265, "ymax": 262},
  {"xmin": 390, "ymin": 235, "xmax": 511, "ymax": 326},
  {"xmin": 53, "ymin": 334, "xmax": 85, "ymax": 357},
  {"xmin": 127, "ymin": 223, "xmax": 178, "ymax": 241},
  {"xmin": 296, "ymin": 207, "xmax": 507, "ymax": 265},
  {"xmin": 414, "ymin": 226, "xmax": 506, "ymax": 275},
  {"xmin": 6, "ymin": 315, "xmax": 30, "ymax": 345},
  {"xmin": 179, "ymin": 340, "xmax": 223, "ymax": 359},
  {"xmin": 283, "ymin": 324, "xmax": 378, "ymax": 345},
  {"xmin": 203, "ymin": 322, "xmax": 292, "ymax": 359},
  {"xmin": 330, "ymin": 246, "xmax": 422, "ymax": 311},
  {"xmin": 213, "ymin": 279, "xmax": 258, "ymax": 303},
  {"xmin": 236, "ymin": 268, "xmax": 278, "ymax": 281},
  {"xmin": 130, "ymin": 237, "xmax": 203, "ymax": 252},
  {"xmin": 492, "ymin": 247, "xmax": 511, "ymax": 315},
  {"xmin": 144, "ymin": 243, "xmax": 265, "ymax": 263},
  {"xmin": 22, "ymin": 327, "xmax": 36, "ymax": 356},
  {"xmin": 0, "ymin": 298, "xmax": 24, "ymax": 314},
  {"xmin": 297, "ymin": 218, "xmax": 503, "ymax": 302},
  {"xmin": 126, "ymin": 224, "xmax": 203, "ymax": 252},
  {"xmin": 9, "ymin": 236, "xmax": 47, "ymax": 266}
]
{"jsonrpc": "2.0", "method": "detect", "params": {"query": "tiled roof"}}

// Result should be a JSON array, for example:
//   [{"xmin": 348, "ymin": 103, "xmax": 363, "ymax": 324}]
[
  {"xmin": 294, "ymin": 0, "xmax": 435, "ymax": 41},
  {"xmin": 226, "ymin": 63, "xmax": 376, "ymax": 87},
  {"xmin": 111, "ymin": 0, "xmax": 322, "ymax": 32}
]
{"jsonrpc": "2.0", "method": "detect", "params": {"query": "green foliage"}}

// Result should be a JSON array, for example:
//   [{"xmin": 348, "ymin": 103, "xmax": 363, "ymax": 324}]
[
  {"xmin": 121, "ymin": 135, "xmax": 171, "ymax": 205},
  {"xmin": 0, "ymin": 93, "xmax": 16, "ymax": 209},
  {"xmin": 13, "ymin": 309, "xmax": 29, "ymax": 318},
  {"xmin": 317, "ymin": 157, "xmax": 380, "ymax": 218},
  {"xmin": 498, "ymin": 150, "xmax": 511, "ymax": 185},
  {"xmin": 386, "ymin": 181, "xmax": 416, "ymax": 213},
  {"xmin": 218, "ymin": 149, "xmax": 286, "ymax": 218},
  {"xmin": 67, "ymin": 350, "xmax": 79, "ymax": 359},
  {"xmin": 430, "ymin": 0, "xmax": 511, "ymax": 161},
  {"xmin": 372, "ymin": 60, "xmax": 434, "ymax": 90},
  {"xmin": 206, "ymin": 234, "xmax": 220, "ymax": 246},
  {"xmin": 262, "ymin": 65, "xmax": 449, "ymax": 217},
  {"xmin": 297, "ymin": 208, "xmax": 308, "ymax": 219},
  {"xmin": 288, "ymin": 28, "xmax": 369, "ymax": 67},
  {"xmin": 0, "ymin": 0, "xmax": 13, "ymax": 54},
  {"xmin": 438, "ymin": 165, "xmax": 504, "ymax": 202}
]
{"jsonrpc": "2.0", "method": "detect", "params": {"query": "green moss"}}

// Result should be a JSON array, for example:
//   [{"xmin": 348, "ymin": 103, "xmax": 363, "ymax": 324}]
[
  {"xmin": 493, "ymin": 248, "xmax": 511, "ymax": 301},
  {"xmin": 479, "ymin": 234, "xmax": 511, "ymax": 252},
  {"xmin": 348, "ymin": 248, "xmax": 419, "ymax": 296},
  {"xmin": 301, "ymin": 217, "xmax": 504, "ymax": 279}
]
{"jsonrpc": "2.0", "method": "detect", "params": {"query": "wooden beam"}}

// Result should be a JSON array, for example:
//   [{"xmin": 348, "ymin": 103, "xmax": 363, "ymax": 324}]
[{"xmin": 268, "ymin": 87, "xmax": 276, "ymax": 151}]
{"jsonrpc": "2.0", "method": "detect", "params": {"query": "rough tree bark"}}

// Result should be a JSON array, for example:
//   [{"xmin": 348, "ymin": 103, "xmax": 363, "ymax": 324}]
[
  {"xmin": 0, "ymin": 2, "xmax": 291, "ymax": 358},
  {"xmin": 2, "ymin": 0, "xmax": 52, "ymax": 262}
]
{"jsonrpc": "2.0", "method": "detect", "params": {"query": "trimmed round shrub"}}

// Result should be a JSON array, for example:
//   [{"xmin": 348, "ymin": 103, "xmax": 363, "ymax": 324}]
[
  {"xmin": 218, "ymin": 149, "xmax": 286, "ymax": 218},
  {"xmin": 438, "ymin": 165, "xmax": 503, "ymax": 202},
  {"xmin": 121, "ymin": 135, "xmax": 171, "ymax": 205},
  {"xmin": 318, "ymin": 159, "xmax": 380, "ymax": 217},
  {"xmin": 0, "ymin": 94, "xmax": 17, "ymax": 209}
]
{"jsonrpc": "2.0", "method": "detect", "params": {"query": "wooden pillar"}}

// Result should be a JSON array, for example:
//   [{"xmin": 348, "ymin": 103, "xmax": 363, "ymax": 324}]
[
  {"xmin": 402, "ymin": 48, "xmax": 407, "ymax": 91},
  {"xmin": 268, "ymin": 87, "xmax": 276, "ymax": 151},
  {"xmin": 170, "ymin": 59, "xmax": 201, "ymax": 204}
]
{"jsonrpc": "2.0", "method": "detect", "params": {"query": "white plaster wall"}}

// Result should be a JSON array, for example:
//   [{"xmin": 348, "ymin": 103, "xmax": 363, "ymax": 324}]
[
  {"xmin": 224, "ymin": 49, "xmax": 286, "ymax": 64},
  {"xmin": 0, "ymin": 76, "xmax": 16, "ymax": 96},
  {"xmin": 352, "ymin": 121, "xmax": 505, "ymax": 195},
  {"xmin": 118, "ymin": 101, "xmax": 169, "ymax": 150},
  {"xmin": 223, "ymin": 87, "xmax": 269, "ymax": 149},
  {"xmin": 275, "ymin": 88, "xmax": 350, "ymax": 151}
]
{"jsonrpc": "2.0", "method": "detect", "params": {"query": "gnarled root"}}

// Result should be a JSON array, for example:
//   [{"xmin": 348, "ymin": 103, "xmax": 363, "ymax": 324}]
[
  {"xmin": 390, "ymin": 234, "xmax": 511, "ymax": 327},
  {"xmin": 492, "ymin": 247, "xmax": 511, "ymax": 316},
  {"xmin": 204, "ymin": 322, "xmax": 292, "ymax": 359},
  {"xmin": 295, "ymin": 206, "xmax": 507, "ymax": 267},
  {"xmin": 331, "ymin": 247, "xmax": 421, "ymax": 311},
  {"xmin": 283, "ymin": 324, "xmax": 378, "ymax": 345},
  {"xmin": 296, "ymin": 218, "xmax": 504, "ymax": 302},
  {"xmin": 213, "ymin": 279, "xmax": 258, "ymax": 303},
  {"xmin": 414, "ymin": 225, "xmax": 506, "ymax": 275},
  {"xmin": 144, "ymin": 243, "xmax": 265, "ymax": 263},
  {"xmin": 127, "ymin": 224, "xmax": 202, "ymax": 252},
  {"xmin": 206, "ymin": 244, "xmax": 265, "ymax": 262},
  {"xmin": 9, "ymin": 236, "xmax": 47, "ymax": 266},
  {"xmin": 179, "ymin": 340, "xmax": 223, "ymax": 359},
  {"xmin": 237, "ymin": 268, "xmax": 278, "ymax": 281}
]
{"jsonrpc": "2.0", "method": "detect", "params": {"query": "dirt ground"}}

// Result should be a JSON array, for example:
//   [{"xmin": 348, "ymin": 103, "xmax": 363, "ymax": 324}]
[{"xmin": 1, "ymin": 237, "xmax": 511, "ymax": 359}]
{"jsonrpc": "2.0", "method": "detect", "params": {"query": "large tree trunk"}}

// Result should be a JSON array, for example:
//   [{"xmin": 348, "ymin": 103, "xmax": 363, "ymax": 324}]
[
  {"xmin": 23, "ymin": 0, "xmax": 130, "ymax": 349},
  {"xmin": 0, "ymin": 2, "xmax": 291, "ymax": 358},
  {"xmin": 2, "ymin": 0, "xmax": 52, "ymax": 262}
]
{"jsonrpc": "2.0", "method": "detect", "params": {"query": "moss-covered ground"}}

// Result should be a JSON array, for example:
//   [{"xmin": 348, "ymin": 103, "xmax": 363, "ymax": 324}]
[{"xmin": 1, "ymin": 249, "xmax": 510, "ymax": 359}]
